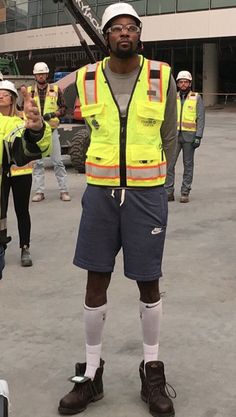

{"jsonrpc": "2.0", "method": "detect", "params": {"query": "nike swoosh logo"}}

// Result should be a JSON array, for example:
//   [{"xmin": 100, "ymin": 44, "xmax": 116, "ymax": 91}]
[{"xmin": 151, "ymin": 227, "xmax": 163, "ymax": 235}]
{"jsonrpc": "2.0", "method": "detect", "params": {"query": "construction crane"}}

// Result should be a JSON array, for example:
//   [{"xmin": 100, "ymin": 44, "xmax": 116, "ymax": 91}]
[{"xmin": 53, "ymin": 0, "xmax": 108, "ymax": 63}]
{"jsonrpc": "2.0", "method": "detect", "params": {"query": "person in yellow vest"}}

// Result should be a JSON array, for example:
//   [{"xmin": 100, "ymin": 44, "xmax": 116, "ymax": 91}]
[
  {"xmin": 29, "ymin": 62, "xmax": 71, "ymax": 202},
  {"xmin": 0, "ymin": 81, "xmax": 52, "ymax": 278},
  {"xmin": 58, "ymin": 3, "xmax": 177, "ymax": 417},
  {"xmin": 0, "ymin": 80, "xmax": 34, "ymax": 266},
  {"xmin": 165, "ymin": 70, "xmax": 205, "ymax": 203}
]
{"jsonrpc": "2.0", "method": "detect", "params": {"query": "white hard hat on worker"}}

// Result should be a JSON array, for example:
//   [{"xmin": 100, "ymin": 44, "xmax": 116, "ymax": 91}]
[
  {"xmin": 176, "ymin": 71, "xmax": 192, "ymax": 82},
  {"xmin": 101, "ymin": 2, "xmax": 142, "ymax": 33},
  {"xmin": 33, "ymin": 62, "xmax": 49, "ymax": 75},
  {"xmin": 0, "ymin": 80, "xmax": 18, "ymax": 97}
]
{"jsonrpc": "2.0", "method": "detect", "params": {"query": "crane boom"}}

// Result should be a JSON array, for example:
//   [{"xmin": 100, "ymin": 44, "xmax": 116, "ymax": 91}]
[{"xmin": 53, "ymin": 0, "xmax": 107, "ymax": 56}]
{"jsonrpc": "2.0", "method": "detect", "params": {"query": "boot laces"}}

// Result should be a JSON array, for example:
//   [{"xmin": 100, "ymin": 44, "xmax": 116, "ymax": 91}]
[{"xmin": 149, "ymin": 380, "xmax": 176, "ymax": 401}]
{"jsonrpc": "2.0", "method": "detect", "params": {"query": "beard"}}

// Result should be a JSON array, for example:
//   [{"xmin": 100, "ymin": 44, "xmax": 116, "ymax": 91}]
[
  {"xmin": 113, "ymin": 41, "xmax": 137, "ymax": 59},
  {"xmin": 37, "ymin": 79, "xmax": 47, "ymax": 85}
]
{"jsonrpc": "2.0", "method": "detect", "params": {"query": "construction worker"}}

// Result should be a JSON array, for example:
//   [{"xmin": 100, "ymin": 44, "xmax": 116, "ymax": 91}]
[
  {"xmin": 0, "ymin": 85, "xmax": 52, "ymax": 278},
  {"xmin": 0, "ymin": 80, "xmax": 34, "ymax": 266},
  {"xmin": 165, "ymin": 70, "xmax": 205, "ymax": 203},
  {"xmin": 58, "ymin": 3, "xmax": 177, "ymax": 417},
  {"xmin": 29, "ymin": 62, "xmax": 71, "ymax": 202}
]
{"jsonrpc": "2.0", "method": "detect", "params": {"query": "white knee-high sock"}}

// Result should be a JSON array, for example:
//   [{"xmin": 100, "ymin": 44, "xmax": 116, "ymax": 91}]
[
  {"xmin": 139, "ymin": 299, "xmax": 162, "ymax": 365},
  {"xmin": 84, "ymin": 303, "xmax": 107, "ymax": 380}
]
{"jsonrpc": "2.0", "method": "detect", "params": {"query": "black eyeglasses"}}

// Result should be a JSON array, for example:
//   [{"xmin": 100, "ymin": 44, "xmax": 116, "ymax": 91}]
[{"xmin": 106, "ymin": 24, "xmax": 141, "ymax": 34}]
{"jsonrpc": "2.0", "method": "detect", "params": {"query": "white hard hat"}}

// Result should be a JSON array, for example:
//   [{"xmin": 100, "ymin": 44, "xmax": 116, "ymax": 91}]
[
  {"xmin": 33, "ymin": 62, "xmax": 49, "ymax": 75},
  {"xmin": 101, "ymin": 2, "xmax": 142, "ymax": 32},
  {"xmin": 176, "ymin": 71, "xmax": 192, "ymax": 81},
  {"xmin": 0, "ymin": 71, "xmax": 3, "ymax": 81},
  {"xmin": 0, "ymin": 80, "xmax": 18, "ymax": 97}
]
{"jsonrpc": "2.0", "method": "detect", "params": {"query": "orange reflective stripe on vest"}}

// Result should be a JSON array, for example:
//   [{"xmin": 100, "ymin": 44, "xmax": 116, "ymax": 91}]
[{"xmin": 10, "ymin": 162, "xmax": 33, "ymax": 176}]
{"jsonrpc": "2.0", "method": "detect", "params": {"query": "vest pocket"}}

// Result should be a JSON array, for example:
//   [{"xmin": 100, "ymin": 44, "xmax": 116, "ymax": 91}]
[
  {"xmin": 136, "ymin": 101, "xmax": 165, "ymax": 138},
  {"xmin": 81, "ymin": 103, "xmax": 108, "ymax": 138},
  {"xmin": 129, "ymin": 145, "xmax": 160, "ymax": 164},
  {"xmin": 86, "ymin": 143, "xmax": 118, "ymax": 165},
  {"xmin": 127, "ymin": 145, "xmax": 165, "ymax": 183}
]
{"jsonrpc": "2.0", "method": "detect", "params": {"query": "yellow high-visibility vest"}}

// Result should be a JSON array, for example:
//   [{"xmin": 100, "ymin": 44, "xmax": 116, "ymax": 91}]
[
  {"xmin": 77, "ymin": 56, "xmax": 171, "ymax": 187},
  {"xmin": 10, "ymin": 162, "xmax": 33, "ymax": 176},
  {"xmin": 27, "ymin": 84, "xmax": 60, "ymax": 129},
  {"xmin": 177, "ymin": 91, "xmax": 198, "ymax": 132}
]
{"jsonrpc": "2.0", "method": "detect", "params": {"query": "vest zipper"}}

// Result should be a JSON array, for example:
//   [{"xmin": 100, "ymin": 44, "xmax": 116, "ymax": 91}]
[
  {"xmin": 102, "ymin": 59, "xmax": 143, "ymax": 187},
  {"xmin": 120, "ymin": 116, "xmax": 127, "ymax": 187}
]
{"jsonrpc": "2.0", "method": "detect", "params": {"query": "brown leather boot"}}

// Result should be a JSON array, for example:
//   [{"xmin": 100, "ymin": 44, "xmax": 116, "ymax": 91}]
[
  {"xmin": 139, "ymin": 360, "xmax": 175, "ymax": 417},
  {"xmin": 167, "ymin": 192, "xmax": 175, "ymax": 202},
  {"xmin": 179, "ymin": 194, "xmax": 189, "ymax": 203},
  {"xmin": 58, "ymin": 360, "xmax": 104, "ymax": 415}
]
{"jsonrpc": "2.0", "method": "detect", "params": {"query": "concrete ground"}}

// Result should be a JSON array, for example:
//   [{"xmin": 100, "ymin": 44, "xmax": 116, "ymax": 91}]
[{"xmin": 0, "ymin": 109, "xmax": 236, "ymax": 417}]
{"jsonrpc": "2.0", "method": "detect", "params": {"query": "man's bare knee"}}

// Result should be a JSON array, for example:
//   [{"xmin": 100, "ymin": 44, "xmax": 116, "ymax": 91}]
[
  {"xmin": 85, "ymin": 271, "xmax": 111, "ymax": 307},
  {"xmin": 137, "ymin": 280, "xmax": 160, "ymax": 303}
]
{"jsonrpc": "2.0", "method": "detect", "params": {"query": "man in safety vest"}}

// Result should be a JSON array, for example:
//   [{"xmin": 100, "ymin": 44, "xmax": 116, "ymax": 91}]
[
  {"xmin": 0, "ymin": 86, "xmax": 52, "ymax": 279},
  {"xmin": 29, "ymin": 62, "xmax": 71, "ymax": 202},
  {"xmin": 58, "ymin": 3, "xmax": 177, "ymax": 417},
  {"xmin": 165, "ymin": 70, "xmax": 205, "ymax": 203}
]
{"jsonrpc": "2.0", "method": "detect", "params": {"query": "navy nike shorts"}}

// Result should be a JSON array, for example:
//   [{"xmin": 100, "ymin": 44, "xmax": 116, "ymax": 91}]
[{"xmin": 73, "ymin": 185, "xmax": 168, "ymax": 281}]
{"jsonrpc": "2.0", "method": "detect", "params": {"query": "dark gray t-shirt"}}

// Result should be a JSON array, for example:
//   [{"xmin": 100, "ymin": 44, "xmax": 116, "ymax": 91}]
[{"xmin": 104, "ymin": 62, "xmax": 139, "ymax": 117}]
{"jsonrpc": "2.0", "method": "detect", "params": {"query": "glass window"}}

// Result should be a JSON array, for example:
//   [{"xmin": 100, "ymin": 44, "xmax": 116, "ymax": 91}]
[
  {"xmin": 130, "ymin": 1, "xmax": 146, "ymax": 15},
  {"xmin": 42, "ymin": 0, "xmax": 58, "ymax": 13},
  {"xmin": 42, "ymin": 12, "xmax": 57, "ymax": 27},
  {"xmin": 28, "ymin": 1, "xmax": 41, "ymax": 16},
  {"xmin": 0, "ymin": 22, "xmax": 6, "ymax": 34},
  {"xmin": 211, "ymin": 0, "xmax": 236, "ymax": 7},
  {"xmin": 97, "ymin": 5, "xmax": 107, "ymax": 19},
  {"xmin": 97, "ymin": 0, "xmax": 114, "ymax": 3},
  {"xmin": 28, "ymin": 14, "xmax": 42, "ymax": 29},
  {"xmin": 16, "ymin": 16, "xmax": 27, "ymax": 31},
  {"xmin": 177, "ymin": 0, "xmax": 210, "ymax": 12},
  {"xmin": 147, "ymin": 0, "xmax": 176, "ymax": 15},
  {"xmin": 6, "ymin": 19, "xmax": 15, "ymax": 33},
  {"xmin": 6, "ymin": 4, "xmax": 16, "ymax": 21},
  {"xmin": 16, "ymin": 2, "xmax": 28, "ymax": 17},
  {"xmin": 58, "ymin": 10, "xmax": 71, "ymax": 25}
]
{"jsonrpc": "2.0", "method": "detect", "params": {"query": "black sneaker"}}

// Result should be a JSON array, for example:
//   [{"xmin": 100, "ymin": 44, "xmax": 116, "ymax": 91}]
[
  {"xmin": 21, "ymin": 246, "xmax": 32, "ymax": 267},
  {"xmin": 139, "ymin": 360, "xmax": 176, "ymax": 417},
  {"xmin": 58, "ymin": 360, "xmax": 104, "ymax": 415}
]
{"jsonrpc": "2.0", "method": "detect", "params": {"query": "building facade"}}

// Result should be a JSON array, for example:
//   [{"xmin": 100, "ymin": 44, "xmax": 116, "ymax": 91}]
[{"xmin": 1, "ymin": 0, "xmax": 236, "ymax": 105}]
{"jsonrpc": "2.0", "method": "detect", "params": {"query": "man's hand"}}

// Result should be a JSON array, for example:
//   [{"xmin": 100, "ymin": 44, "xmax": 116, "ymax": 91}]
[
  {"xmin": 192, "ymin": 137, "xmax": 201, "ymax": 149},
  {"xmin": 43, "ymin": 112, "xmax": 56, "ymax": 121},
  {"xmin": 21, "ymin": 86, "xmax": 43, "ymax": 131}
]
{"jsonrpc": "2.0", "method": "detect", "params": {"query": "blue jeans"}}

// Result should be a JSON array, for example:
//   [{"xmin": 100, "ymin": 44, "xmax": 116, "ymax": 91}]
[{"xmin": 32, "ymin": 129, "xmax": 69, "ymax": 193}]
